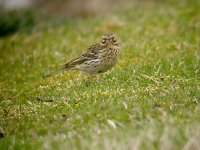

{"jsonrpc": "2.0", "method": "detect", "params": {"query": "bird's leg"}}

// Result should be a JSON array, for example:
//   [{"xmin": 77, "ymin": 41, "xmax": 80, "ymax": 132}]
[
  {"xmin": 86, "ymin": 74, "xmax": 98, "ymax": 82},
  {"xmin": 91, "ymin": 74, "xmax": 97, "ymax": 78},
  {"xmin": 82, "ymin": 74, "xmax": 98, "ymax": 86}
]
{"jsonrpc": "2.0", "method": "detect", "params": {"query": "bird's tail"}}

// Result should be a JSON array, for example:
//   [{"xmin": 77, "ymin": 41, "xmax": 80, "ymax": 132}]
[{"xmin": 43, "ymin": 68, "xmax": 67, "ymax": 78}]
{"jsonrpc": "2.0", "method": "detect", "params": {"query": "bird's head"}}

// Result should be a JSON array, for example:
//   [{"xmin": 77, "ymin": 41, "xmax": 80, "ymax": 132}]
[{"xmin": 101, "ymin": 34, "xmax": 118, "ymax": 46}]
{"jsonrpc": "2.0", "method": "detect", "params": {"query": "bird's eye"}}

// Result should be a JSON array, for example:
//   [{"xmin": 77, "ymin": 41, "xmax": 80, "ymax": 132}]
[{"xmin": 112, "ymin": 37, "xmax": 116, "ymax": 42}]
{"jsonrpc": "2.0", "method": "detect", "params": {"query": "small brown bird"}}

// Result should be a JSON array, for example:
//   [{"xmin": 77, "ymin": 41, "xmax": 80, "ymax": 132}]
[{"xmin": 44, "ymin": 34, "xmax": 120, "ymax": 77}]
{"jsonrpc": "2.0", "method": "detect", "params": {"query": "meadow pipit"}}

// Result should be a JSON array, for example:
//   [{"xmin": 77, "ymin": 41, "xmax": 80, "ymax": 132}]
[{"xmin": 44, "ymin": 34, "xmax": 120, "ymax": 77}]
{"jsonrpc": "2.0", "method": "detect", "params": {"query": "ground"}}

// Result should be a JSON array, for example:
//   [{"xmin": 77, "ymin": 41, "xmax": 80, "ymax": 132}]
[{"xmin": 0, "ymin": 0, "xmax": 200, "ymax": 149}]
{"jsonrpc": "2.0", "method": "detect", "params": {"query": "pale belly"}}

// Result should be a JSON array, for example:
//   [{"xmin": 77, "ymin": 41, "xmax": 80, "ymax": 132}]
[{"xmin": 77, "ymin": 58, "xmax": 117, "ymax": 75}]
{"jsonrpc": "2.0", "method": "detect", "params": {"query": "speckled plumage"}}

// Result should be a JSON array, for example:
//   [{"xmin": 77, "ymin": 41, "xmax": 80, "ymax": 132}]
[{"xmin": 44, "ymin": 34, "xmax": 120, "ymax": 77}]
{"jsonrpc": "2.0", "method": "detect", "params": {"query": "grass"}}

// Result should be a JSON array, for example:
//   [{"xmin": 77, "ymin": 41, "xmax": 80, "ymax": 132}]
[{"xmin": 0, "ymin": 0, "xmax": 200, "ymax": 149}]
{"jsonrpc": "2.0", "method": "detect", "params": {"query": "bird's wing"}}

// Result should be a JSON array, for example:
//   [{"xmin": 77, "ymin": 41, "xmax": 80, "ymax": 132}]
[
  {"xmin": 82, "ymin": 43, "xmax": 104, "ymax": 59},
  {"xmin": 63, "ymin": 43, "xmax": 103, "ymax": 69}
]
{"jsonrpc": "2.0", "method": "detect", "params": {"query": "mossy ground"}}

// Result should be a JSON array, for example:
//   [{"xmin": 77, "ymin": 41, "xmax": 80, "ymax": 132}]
[{"xmin": 0, "ymin": 0, "xmax": 200, "ymax": 149}]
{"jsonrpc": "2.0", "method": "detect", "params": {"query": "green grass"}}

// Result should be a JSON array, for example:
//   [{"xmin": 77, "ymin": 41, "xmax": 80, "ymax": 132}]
[{"xmin": 0, "ymin": 0, "xmax": 200, "ymax": 149}]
